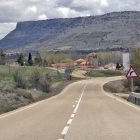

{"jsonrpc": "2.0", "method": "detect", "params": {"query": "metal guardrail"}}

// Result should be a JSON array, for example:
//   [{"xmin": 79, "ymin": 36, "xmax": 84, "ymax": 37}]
[
  {"xmin": 131, "ymin": 92, "xmax": 140, "ymax": 98},
  {"xmin": 130, "ymin": 92, "xmax": 140, "ymax": 105}
]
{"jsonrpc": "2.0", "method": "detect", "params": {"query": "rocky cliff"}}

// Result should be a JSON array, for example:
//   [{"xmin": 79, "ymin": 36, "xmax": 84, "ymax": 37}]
[{"xmin": 1, "ymin": 11, "xmax": 140, "ymax": 52}]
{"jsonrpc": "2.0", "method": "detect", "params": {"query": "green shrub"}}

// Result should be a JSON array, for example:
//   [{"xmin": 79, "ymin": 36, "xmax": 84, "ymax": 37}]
[
  {"xmin": 13, "ymin": 68, "xmax": 27, "ymax": 89},
  {"xmin": 61, "ymin": 58, "xmax": 73, "ymax": 63},
  {"xmin": 29, "ymin": 67, "xmax": 42, "ymax": 90},
  {"xmin": 39, "ymin": 71, "xmax": 51, "ymax": 93},
  {"xmin": 0, "ymin": 101, "xmax": 10, "ymax": 109}
]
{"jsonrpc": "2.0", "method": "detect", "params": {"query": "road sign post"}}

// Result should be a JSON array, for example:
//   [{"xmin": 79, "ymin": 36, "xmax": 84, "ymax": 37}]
[
  {"xmin": 131, "ymin": 78, "xmax": 133, "ymax": 92},
  {"xmin": 65, "ymin": 69, "xmax": 72, "ymax": 81},
  {"xmin": 126, "ymin": 66, "xmax": 139, "ymax": 92}
]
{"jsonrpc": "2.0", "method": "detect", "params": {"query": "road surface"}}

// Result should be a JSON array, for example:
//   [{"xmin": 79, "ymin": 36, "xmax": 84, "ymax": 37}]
[{"xmin": 1, "ymin": 76, "xmax": 140, "ymax": 140}]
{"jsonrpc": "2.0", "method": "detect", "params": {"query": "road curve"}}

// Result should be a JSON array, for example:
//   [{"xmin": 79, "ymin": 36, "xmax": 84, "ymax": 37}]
[{"xmin": 0, "ymin": 76, "xmax": 140, "ymax": 140}]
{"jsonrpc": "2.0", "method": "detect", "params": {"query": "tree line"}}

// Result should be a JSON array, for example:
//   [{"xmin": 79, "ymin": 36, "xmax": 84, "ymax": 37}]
[{"xmin": 16, "ymin": 50, "xmax": 73, "ymax": 67}]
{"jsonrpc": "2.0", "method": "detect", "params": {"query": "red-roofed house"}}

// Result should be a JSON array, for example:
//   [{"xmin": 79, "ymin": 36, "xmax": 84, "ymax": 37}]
[
  {"xmin": 5, "ymin": 62, "xmax": 19, "ymax": 66},
  {"xmin": 75, "ymin": 58, "xmax": 86, "ymax": 65},
  {"xmin": 104, "ymin": 63, "xmax": 116, "ymax": 70},
  {"xmin": 80, "ymin": 61, "xmax": 89, "ymax": 66}
]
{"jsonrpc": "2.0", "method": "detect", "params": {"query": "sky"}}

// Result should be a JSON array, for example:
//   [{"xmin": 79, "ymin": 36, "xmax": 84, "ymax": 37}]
[{"xmin": 0, "ymin": 0, "xmax": 140, "ymax": 40}]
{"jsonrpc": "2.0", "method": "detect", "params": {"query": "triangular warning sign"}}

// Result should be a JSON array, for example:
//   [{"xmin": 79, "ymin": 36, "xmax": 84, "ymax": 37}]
[{"xmin": 126, "ymin": 66, "xmax": 139, "ymax": 78}]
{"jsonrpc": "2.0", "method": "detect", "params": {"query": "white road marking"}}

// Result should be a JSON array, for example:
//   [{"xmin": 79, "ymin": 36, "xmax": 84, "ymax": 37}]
[
  {"xmin": 60, "ymin": 81, "xmax": 94, "ymax": 138},
  {"xmin": 67, "ymin": 119, "xmax": 73, "ymax": 125},
  {"xmin": 101, "ymin": 80, "xmax": 140, "ymax": 111},
  {"xmin": 117, "ymin": 98, "xmax": 140, "ymax": 111},
  {"xmin": 71, "ymin": 114, "xmax": 75, "ymax": 117},
  {"xmin": 58, "ymin": 139, "xmax": 64, "ymax": 140},
  {"xmin": 0, "ymin": 80, "xmax": 85, "ymax": 119},
  {"xmin": 75, "ymin": 101, "xmax": 77, "ymax": 102},
  {"xmin": 61, "ymin": 126, "xmax": 69, "ymax": 135},
  {"xmin": 73, "ymin": 81, "xmax": 93, "ymax": 114},
  {"xmin": 72, "ymin": 105, "xmax": 75, "ymax": 107}
]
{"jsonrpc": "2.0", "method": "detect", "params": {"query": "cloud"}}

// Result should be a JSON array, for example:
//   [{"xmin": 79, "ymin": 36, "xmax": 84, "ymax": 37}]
[
  {"xmin": 1, "ymin": 0, "xmax": 140, "ymax": 23},
  {"xmin": 70, "ymin": 0, "xmax": 109, "ymax": 11},
  {"xmin": 0, "ymin": 0, "xmax": 109, "ymax": 23},
  {"xmin": 0, "ymin": 22, "xmax": 16, "ymax": 39},
  {"xmin": 55, "ymin": 7, "xmax": 90, "ymax": 18},
  {"xmin": 0, "ymin": 0, "xmax": 140, "ymax": 39},
  {"xmin": 27, "ymin": 6, "xmax": 37, "ymax": 13},
  {"xmin": 38, "ymin": 14, "xmax": 48, "ymax": 20}
]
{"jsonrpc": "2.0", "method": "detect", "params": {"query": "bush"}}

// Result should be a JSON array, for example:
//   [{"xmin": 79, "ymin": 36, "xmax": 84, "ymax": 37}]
[
  {"xmin": 39, "ymin": 71, "xmax": 51, "ymax": 93},
  {"xmin": 29, "ymin": 67, "xmax": 42, "ymax": 90},
  {"xmin": 0, "ymin": 101, "xmax": 10, "ymax": 109},
  {"xmin": 13, "ymin": 68, "xmax": 27, "ymax": 89},
  {"xmin": 61, "ymin": 59, "xmax": 73, "ymax": 63},
  {"xmin": 13, "ymin": 67, "xmax": 52, "ymax": 93}
]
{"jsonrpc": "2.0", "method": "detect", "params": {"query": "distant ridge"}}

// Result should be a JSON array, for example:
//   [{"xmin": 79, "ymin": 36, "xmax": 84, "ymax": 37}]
[{"xmin": 1, "ymin": 11, "xmax": 140, "ymax": 52}]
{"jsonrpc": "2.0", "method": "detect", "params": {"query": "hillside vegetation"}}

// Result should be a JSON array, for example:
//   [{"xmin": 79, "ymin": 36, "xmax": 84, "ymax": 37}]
[
  {"xmin": 1, "ymin": 11, "xmax": 140, "ymax": 52},
  {"xmin": 0, "ymin": 66, "xmax": 81, "ymax": 114}
]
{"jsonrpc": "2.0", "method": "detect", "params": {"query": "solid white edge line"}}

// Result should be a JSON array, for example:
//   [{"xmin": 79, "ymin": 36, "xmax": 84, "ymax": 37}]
[
  {"xmin": 0, "ymin": 80, "xmax": 86, "ymax": 119},
  {"xmin": 67, "ymin": 119, "xmax": 73, "ymax": 125},
  {"xmin": 101, "ymin": 80, "xmax": 140, "ymax": 111},
  {"xmin": 117, "ymin": 98, "xmax": 140, "ymax": 111},
  {"xmin": 61, "ymin": 126, "xmax": 69, "ymax": 135}
]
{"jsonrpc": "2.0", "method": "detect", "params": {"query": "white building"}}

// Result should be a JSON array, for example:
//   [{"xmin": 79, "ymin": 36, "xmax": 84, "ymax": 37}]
[{"xmin": 123, "ymin": 53, "xmax": 130, "ymax": 72}]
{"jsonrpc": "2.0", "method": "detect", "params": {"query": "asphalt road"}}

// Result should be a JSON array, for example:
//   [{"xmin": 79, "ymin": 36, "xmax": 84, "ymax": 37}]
[{"xmin": 1, "ymin": 76, "xmax": 140, "ymax": 140}]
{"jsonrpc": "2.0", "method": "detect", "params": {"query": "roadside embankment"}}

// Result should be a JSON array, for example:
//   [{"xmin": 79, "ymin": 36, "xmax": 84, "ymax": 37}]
[{"xmin": 103, "ymin": 79, "xmax": 130, "ymax": 100}]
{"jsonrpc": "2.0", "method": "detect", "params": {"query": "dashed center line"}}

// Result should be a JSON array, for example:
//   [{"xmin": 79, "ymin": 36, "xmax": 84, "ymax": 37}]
[
  {"xmin": 61, "ymin": 126, "xmax": 69, "ymax": 135},
  {"xmin": 67, "ymin": 119, "xmax": 73, "ymax": 125},
  {"xmin": 73, "ymin": 82, "xmax": 93, "ymax": 114},
  {"xmin": 58, "ymin": 81, "xmax": 93, "ymax": 140},
  {"xmin": 71, "ymin": 114, "xmax": 75, "ymax": 118}
]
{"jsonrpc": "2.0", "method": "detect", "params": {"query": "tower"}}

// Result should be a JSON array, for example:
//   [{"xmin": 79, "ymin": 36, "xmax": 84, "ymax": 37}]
[{"xmin": 88, "ymin": 53, "xmax": 98, "ymax": 67}]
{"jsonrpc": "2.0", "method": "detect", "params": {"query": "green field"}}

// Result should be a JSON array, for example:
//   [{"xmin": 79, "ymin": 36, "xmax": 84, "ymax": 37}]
[
  {"xmin": 0, "ymin": 66, "xmax": 82, "ymax": 114},
  {"xmin": 0, "ymin": 66, "xmax": 49, "ymax": 88},
  {"xmin": 85, "ymin": 69, "xmax": 124, "ymax": 77},
  {"xmin": 57, "ymin": 46, "xmax": 72, "ymax": 50},
  {"xmin": 65, "ymin": 32, "xmax": 111, "ymax": 44}
]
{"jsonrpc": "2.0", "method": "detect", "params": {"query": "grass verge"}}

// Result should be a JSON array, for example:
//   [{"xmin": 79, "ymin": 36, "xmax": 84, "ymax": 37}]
[
  {"xmin": 88, "ymin": 70, "xmax": 124, "ymax": 77},
  {"xmin": 0, "ymin": 65, "xmax": 84, "ymax": 114}
]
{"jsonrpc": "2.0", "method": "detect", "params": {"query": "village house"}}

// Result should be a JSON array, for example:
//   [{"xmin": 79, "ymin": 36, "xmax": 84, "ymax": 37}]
[
  {"xmin": 104, "ymin": 63, "xmax": 116, "ymax": 70},
  {"xmin": 75, "ymin": 52, "xmax": 99, "ymax": 68},
  {"xmin": 5, "ymin": 62, "xmax": 19, "ymax": 66},
  {"xmin": 75, "ymin": 58, "xmax": 87, "ymax": 65}
]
